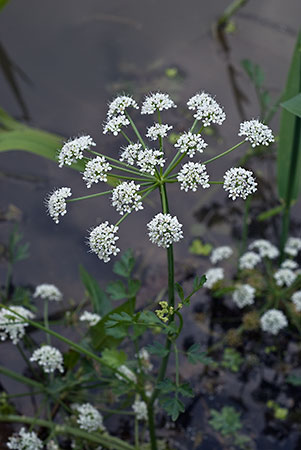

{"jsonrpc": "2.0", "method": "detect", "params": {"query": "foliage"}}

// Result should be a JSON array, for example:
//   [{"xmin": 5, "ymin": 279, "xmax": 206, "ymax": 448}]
[
  {"xmin": 222, "ymin": 348, "xmax": 243, "ymax": 372},
  {"xmin": 209, "ymin": 406, "xmax": 242, "ymax": 435}
]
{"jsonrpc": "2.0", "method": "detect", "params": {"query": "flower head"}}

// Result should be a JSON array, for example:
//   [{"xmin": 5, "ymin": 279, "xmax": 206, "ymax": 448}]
[
  {"xmin": 88, "ymin": 222, "xmax": 120, "ymax": 262},
  {"xmin": 76, "ymin": 403, "xmax": 105, "ymax": 432},
  {"xmin": 291, "ymin": 291, "xmax": 301, "ymax": 312},
  {"xmin": 103, "ymin": 115, "xmax": 130, "ymax": 135},
  {"xmin": 33, "ymin": 284, "xmax": 62, "ymax": 302},
  {"xmin": 260, "ymin": 309, "xmax": 288, "ymax": 335},
  {"xmin": 239, "ymin": 251, "xmax": 261, "ymax": 270},
  {"xmin": 137, "ymin": 348, "xmax": 153, "ymax": 372},
  {"xmin": 223, "ymin": 167, "xmax": 257, "ymax": 200},
  {"xmin": 204, "ymin": 268, "xmax": 224, "ymax": 289},
  {"xmin": 174, "ymin": 132, "xmax": 207, "ymax": 158},
  {"xmin": 136, "ymin": 148, "xmax": 165, "ymax": 175},
  {"xmin": 210, "ymin": 246, "xmax": 233, "ymax": 264},
  {"xmin": 45, "ymin": 187, "xmax": 72, "ymax": 224},
  {"xmin": 147, "ymin": 213, "xmax": 183, "ymax": 248},
  {"xmin": 177, "ymin": 162, "xmax": 210, "ymax": 192},
  {"xmin": 58, "ymin": 135, "xmax": 96, "ymax": 168},
  {"xmin": 187, "ymin": 92, "xmax": 226, "ymax": 126},
  {"xmin": 146, "ymin": 123, "xmax": 173, "ymax": 141},
  {"xmin": 284, "ymin": 237, "xmax": 301, "ymax": 257},
  {"xmin": 132, "ymin": 397, "xmax": 148, "ymax": 421},
  {"xmin": 232, "ymin": 284, "xmax": 255, "ymax": 308},
  {"xmin": 274, "ymin": 268, "xmax": 297, "ymax": 287},
  {"xmin": 0, "ymin": 306, "xmax": 34, "ymax": 344},
  {"xmin": 82, "ymin": 156, "xmax": 112, "ymax": 188},
  {"xmin": 120, "ymin": 142, "xmax": 142, "ymax": 165},
  {"xmin": 116, "ymin": 365, "xmax": 137, "ymax": 383},
  {"xmin": 281, "ymin": 259, "xmax": 298, "ymax": 270},
  {"xmin": 79, "ymin": 311, "xmax": 102, "ymax": 326},
  {"xmin": 238, "ymin": 119, "xmax": 274, "ymax": 147},
  {"xmin": 111, "ymin": 181, "xmax": 143, "ymax": 215},
  {"xmin": 249, "ymin": 239, "xmax": 279, "ymax": 259},
  {"xmin": 107, "ymin": 95, "xmax": 139, "ymax": 118},
  {"xmin": 141, "ymin": 92, "xmax": 177, "ymax": 114},
  {"xmin": 30, "ymin": 345, "xmax": 64, "ymax": 373},
  {"xmin": 7, "ymin": 427, "xmax": 43, "ymax": 450}
]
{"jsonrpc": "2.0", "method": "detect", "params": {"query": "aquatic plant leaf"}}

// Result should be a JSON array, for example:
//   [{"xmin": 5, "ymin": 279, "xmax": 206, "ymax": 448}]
[
  {"xmin": 79, "ymin": 265, "xmax": 111, "ymax": 315},
  {"xmin": 113, "ymin": 249, "xmax": 135, "ymax": 278},
  {"xmin": 146, "ymin": 342, "xmax": 169, "ymax": 357},
  {"xmin": 281, "ymin": 93, "xmax": 301, "ymax": 118}
]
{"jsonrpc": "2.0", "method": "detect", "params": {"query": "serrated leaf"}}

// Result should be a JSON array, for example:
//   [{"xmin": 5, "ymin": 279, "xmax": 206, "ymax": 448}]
[
  {"xmin": 106, "ymin": 280, "xmax": 128, "ymax": 300},
  {"xmin": 157, "ymin": 379, "xmax": 176, "ymax": 394},
  {"xmin": 79, "ymin": 265, "xmax": 111, "ymax": 315},
  {"xmin": 128, "ymin": 279, "xmax": 141, "ymax": 297},
  {"xmin": 187, "ymin": 343, "xmax": 213, "ymax": 365},
  {"xmin": 101, "ymin": 348, "xmax": 127, "ymax": 369},
  {"xmin": 160, "ymin": 396, "xmax": 185, "ymax": 421},
  {"xmin": 138, "ymin": 311, "xmax": 163, "ymax": 326},
  {"xmin": 175, "ymin": 283, "xmax": 184, "ymax": 301},
  {"xmin": 113, "ymin": 249, "xmax": 135, "ymax": 278},
  {"xmin": 178, "ymin": 383, "xmax": 194, "ymax": 398},
  {"xmin": 146, "ymin": 342, "xmax": 169, "ymax": 357}
]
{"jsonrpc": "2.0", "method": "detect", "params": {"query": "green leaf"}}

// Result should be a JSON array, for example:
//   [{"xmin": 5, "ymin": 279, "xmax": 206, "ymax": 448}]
[
  {"xmin": 177, "ymin": 383, "xmax": 194, "ymax": 398},
  {"xmin": 146, "ymin": 342, "xmax": 169, "ymax": 357},
  {"xmin": 0, "ymin": 0, "xmax": 11, "ymax": 12},
  {"xmin": 101, "ymin": 348, "xmax": 127, "ymax": 369},
  {"xmin": 106, "ymin": 312, "xmax": 134, "ymax": 328},
  {"xmin": 128, "ymin": 279, "xmax": 141, "ymax": 297},
  {"xmin": 209, "ymin": 406, "xmax": 242, "ymax": 436},
  {"xmin": 160, "ymin": 396, "xmax": 185, "ymax": 421},
  {"xmin": 63, "ymin": 349, "xmax": 80, "ymax": 370},
  {"xmin": 138, "ymin": 311, "xmax": 163, "ymax": 326},
  {"xmin": 222, "ymin": 348, "xmax": 243, "ymax": 373},
  {"xmin": 186, "ymin": 343, "xmax": 213, "ymax": 365},
  {"xmin": 79, "ymin": 265, "xmax": 111, "ymax": 315},
  {"xmin": 113, "ymin": 249, "xmax": 135, "ymax": 278},
  {"xmin": 175, "ymin": 283, "xmax": 184, "ymax": 301},
  {"xmin": 257, "ymin": 204, "xmax": 284, "ymax": 221},
  {"xmin": 281, "ymin": 93, "xmax": 301, "ymax": 118},
  {"xmin": 286, "ymin": 374, "xmax": 301, "ymax": 386},
  {"xmin": 157, "ymin": 379, "xmax": 176, "ymax": 394},
  {"xmin": 106, "ymin": 280, "xmax": 128, "ymax": 300},
  {"xmin": 193, "ymin": 275, "xmax": 206, "ymax": 292},
  {"xmin": 189, "ymin": 239, "xmax": 213, "ymax": 256}
]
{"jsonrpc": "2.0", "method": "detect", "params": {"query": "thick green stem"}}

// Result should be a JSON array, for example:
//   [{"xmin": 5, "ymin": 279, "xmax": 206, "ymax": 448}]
[
  {"xmin": 147, "ymin": 404, "xmax": 158, "ymax": 450},
  {"xmin": 203, "ymin": 140, "xmax": 245, "ymax": 165}
]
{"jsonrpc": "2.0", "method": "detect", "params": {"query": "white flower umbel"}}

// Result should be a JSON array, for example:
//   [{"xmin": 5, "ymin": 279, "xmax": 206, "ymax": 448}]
[
  {"xmin": 58, "ymin": 135, "xmax": 96, "ymax": 168},
  {"xmin": 132, "ymin": 397, "xmax": 148, "ymax": 421},
  {"xmin": 76, "ymin": 403, "xmax": 105, "ymax": 432},
  {"xmin": 46, "ymin": 187, "xmax": 72, "ymax": 224},
  {"xmin": 103, "ymin": 115, "xmax": 130, "ymax": 136},
  {"xmin": 223, "ymin": 167, "xmax": 257, "ymax": 200},
  {"xmin": 82, "ymin": 156, "xmax": 112, "ymax": 188},
  {"xmin": 187, "ymin": 92, "xmax": 226, "ymax": 127},
  {"xmin": 107, "ymin": 95, "xmax": 139, "ymax": 118},
  {"xmin": 281, "ymin": 259, "xmax": 298, "ymax": 270},
  {"xmin": 120, "ymin": 142, "xmax": 142, "ymax": 165},
  {"xmin": 177, "ymin": 162, "xmax": 210, "ymax": 192},
  {"xmin": 146, "ymin": 123, "xmax": 172, "ymax": 141},
  {"xmin": 291, "ymin": 291, "xmax": 301, "ymax": 312},
  {"xmin": 33, "ymin": 284, "xmax": 62, "ymax": 302},
  {"xmin": 274, "ymin": 268, "xmax": 297, "ymax": 287},
  {"xmin": 0, "ymin": 306, "xmax": 34, "ymax": 344},
  {"xmin": 141, "ymin": 92, "xmax": 177, "ymax": 114},
  {"xmin": 204, "ymin": 268, "xmax": 224, "ymax": 289},
  {"xmin": 46, "ymin": 441, "xmax": 59, "ymax": 450},
  {"xmin": 232, "ymin": 284, "xmax": 255, "ymax": 308},
  {"xmin": 239, "ymin": 251, "xmax": 261, "ymax": 270},
  {"xmin": 174, "ymin": 132, "xmax": 208, "ymax": 158},
  {"xmin": 111, "ymin": 181, "xmax": 143, "ymax": 215},
  {"xmin": 116, "ymin": 365, "xmax": 137, "ymax": 383},
  {"xmin": 136, "ymin": 148, "xmax": 165, "ymax": 175},
  {"xmin": 249, "ymin": 239, "xmax": 279, "ymax": 259},
  {"xmin": 210, "ymin": 246, "xmax": 233, "ymax": 264},
  {"xmin": 284, "ymin": 237, "xmax": 301, "ymax": 257},
  {"xmin": 79, "ymin": 311, "xmax": 101, "ymax": 326},
  {"xmin": 30, "ymin": 345, "xmax": 64, "ymax": 374},
  {"xmin": 147, "ymin": 213, "xmax": 183, "ymax": 248},
  {"xmin": 260, "ymin": 309, "xmax": 288, "ymax": 335},
  {"xmin": 137, "ymin": 348, "xmax": 153, "ymax": 372},
  {"xmin": 7, "ymin": 427, "xmax": 43, "ymax": 450},
  {"xmin": 238, "ymin": 119, "xmax": 274, "ymax": 147},
  {"xmin": 88, "ymin": 222, "xmax": 120, "ymax": 263}
]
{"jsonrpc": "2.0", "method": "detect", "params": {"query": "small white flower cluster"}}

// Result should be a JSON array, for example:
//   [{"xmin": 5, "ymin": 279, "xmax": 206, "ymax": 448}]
[
  {"xmin": 76, "ymin": 403, "xmax": 105, "ymax": 432},
  {"xmin": 291, "ymin": 291, "xmax": 301, "ymax": 312},
  {"xmin": 137, "ymin": 348, "xmax": 153, "ymax": 372},
  {"xmin": 116, "ymin": 365, "xmax": 137, "ymax": 383},
  {"xmin": 33, "ymin": 284, "xmax": 62, "ymax": 302},
  {"xmin": 223, "ymin": 167, "xmax": 257, "ymax": 200},
  {"xmin": 132, "ymin": 397, "xmax": 148, "ymax": 421},
  {"xmin": 238, "ymin": 119, "xmax": 274, "ymax": 148},
  {"xmin": 260, "ymin": 309, "xmax": 288, "ymax": 335},
  {"xmin": 281, "ymin": 259, "xmax": 298, "ymax": 270},
  {"xmin": 103, "ymin": 115, "xmax": 130, "ymax": 135},
  {"xmin": 7, "ymin": 427, "xmax": 43, "ymax": 450},
  {"xmin": 0, "ymin": 306, "xmax": 34, "ymax": 344},
  {"xmin": 249, "ymin": 239, "xmax": 279, "ymax": 259},
  {"xmin": 204, "ymin": 268, "xmax": 224, "ymax": 289},
  {"xmin": 210, "ymin": 246, "xmax": 233, "ymax": 264},
  {"xmin": 46, "ymin": 187, "xmax": 72, "ymax": 224},
  {"xmin": 120, "ymin": 142, "xmax": 141, "ymax": 165},
  {"xmin": 136, "ymin": 148, "xmax": 165, "ymax": 175},
  {"xmin": 46, "ymin": 440, "xmax": 59, "ymax": 450},
  {"xmin": 30, "ymin": 345, "xmax": 64, "ymax": 374},
  {"xmin": 147, "ymin": 213, "xmax": 183, "ymax": 248},
  {"xmin": 285, "ymin": 237, "xmax": 301, "ymax": 257},
  {"xmin": 232, "ymin": 284, "xmax": 255, "ymax": 308},
  {"xmin": 141, "ymin": 92, "xmax": 177, "ymax": 114},
  {"xmin": 146, "ymin": 123, "xmax": 172, "ymax": 141},
  {"xmin": 58, "ymin": 135, "xmax": 96, "ymax": 168},
  {"xmin": 107, "ymin": 95, "xmax": 139, "ymax": 118},
  {"xmin": 239, "ymin": 251, "xmax": 261, "ymax": 270},
  {"xmin": 79, "ymin": 311, "xmax": 101, "ymax": 326},
  {"xmin": 177, "ymin": 162, "xmax": 210, "ymax": 192},
  {"xmin": 174, "ymin": 132, "xmax": 207, "ymax": 158},
  {"xmin": 88, "ymin": 222, "xmax": 120, "ymax": 262},
  {"xmin": 187, "ymin": 92, "xmax": 226, "ymax": 126},
  {"xmin": 273, "ymin": 268, "xmax": 297, "ymax": 287},
  {"xmin": 111, "ymin": 181, "xmax": 143, "ymax": 215},
  {"xmin": 82, "ymin": 156, "xmax": 112, "ymax": 188}
]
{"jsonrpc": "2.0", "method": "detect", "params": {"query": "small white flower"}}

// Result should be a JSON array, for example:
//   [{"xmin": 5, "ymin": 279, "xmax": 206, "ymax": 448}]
[
  {"xmin": 45, "ymin": 187, "xmax": 72, "ymax": 224},
  {"xmin": 136, "ymin": 148, "xmax": 165, "ymax": 175},
  {"xmin": 116, "ymin": 365, "xmax": 137, "ymax": 383},
  {"xmin": 187, "ymin": 92, "xmax": 226, "ymax": 127},
  {"xmin": 107, "ymin": 95, "xmax": 139, "ymax": 118},
  {"xmin": 260, "ymin": 309, "xmax": 288, "ymax": 335},
  {"xmin": 285, "ymin": 237, "xmax": 301, "ymax": 257},
  {"xmin": 239, "ymin": 251, "xmax": 261, "ymax": 270},
  {"xmin": 238, "ymin": 119, "xmax": 274, "ymax": 147},
  {"xmin": 204, "ymin": 268, "xmax": 224, "ymax": 289},
  {"xmin": 120, "ymin": 142, "xmax": 142, "ymax": 165},
  {"xmin": 274, "ymin": 268, "xmax": 297, "ymax": 287},
  {"xmin": 46, "ymin": 440, "xmax": 60, "ymax": 450},
  {"xmin": 141, "ymin": 92, "xmax": 177, "ymax": 114},
  {"xmin": 137, "ymin": 348, "xmax": 153, "ymax": 372},
  {"xmin": 232, "ymin": 284, "xmax": 255, "ymax": 308},
  {"xmin": 132, "ymin": 397, "xmax": 148, "ymax": 421},
  {"xmin": 58, "ymin": 135, "xmax": 96, "ymax": 168},
  {"xmin": 291, "ymin": 291, "xmax": 301, "ymax": 312},
  {"xmin": 281, "ymin": 259, "xmax": 298, "ymax": 270},
  {"xmin": 76, "ymin": 403, "xmax": 105, "ymax": 432},
  {"xmin": 103, "ymin": 115, "xmax": 130, "ymax": 135},
  {"xmin": 177, "ymin": 162, "xmax": 210, "ymax": 192},
  {"xmin": 210, "ymin": 246, "xmax": 233, "ymax": 264},
  {"xmin": 146, "ymin": 123, "xmax": 172, "ymax": 141},
  {"xmin": 30, "ymin": 345, "xmax": 64, "ymax": 374},
  {"xmin": 249, "ymin": 239, "xmax": 279, "ymax": 259},
  {"xmin": 223, "ymin": 167, "xmax": 257, "ymax": 200},
  {"xmin": 82, "ymin": 156, "xmax": 112, "ymax": 188},
  {"xmin": 33, "ymin": 284, "xmax": 62, "ymax": 302},
  {"xmin": 111, "ymin": 181, "xmax": 143, "ymax": 215},
  {"xmin": 88, "ymin": 222, "xmax": 120, "ymax": 263},
  {"xmin": 0, "ymin": 306, "xmax": 34, "ymax": 344},
  {"xmin": 7, "ymin": 427, "xmax": 43, "ymax": 450},
  {"xmin": 174, "ymin": 132, "xmax": 208, "ymax": 158},
  {"xmin": 79, "ymin": 311, "xmax": 101, "ymax": 326},
  {"xmin": 147, "ymin": 213, "xmax": 183, "ymax": 248}
]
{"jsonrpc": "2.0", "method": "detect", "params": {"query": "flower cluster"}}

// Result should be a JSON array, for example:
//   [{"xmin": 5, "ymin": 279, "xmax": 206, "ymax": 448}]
[
  {"xmin": 239, "ymin": 251, "xmax": 261, "ymax": 270},
  {"xmin": 147, "ymin": 213, "xmax": 183, "ymax": 248},
  {"xmin": 120, "ymin": 142, "xmax": 141, "ymax": 165},
  {"xmin": 136, "ymin": 148, "xmax": 165, "ymax": 175},
  {"xmin": 82, "ymin": 156, "xmax": 112, "ymax": 188},
  {"xmin": 146, "ymin": 123, "xmax": 172, "ymax": 141},
  {"xmin": 33, "ymin": 284, "xmax": 62, "ymax": 302},
  {"xmin": 174, "ymin": 131, "xmax": 207, "ymax": 158},
  {"xmin": 103, "ymin": 115, "xmax": 130, "ymax": 135},
  {"xmin": 132, "ymin": 397, "xmax": 148, "ymax": 420},
  {"xmin": 204, "ymin": 268, "xmax": 224, "ymax": 289},
  {"xmin": 260, "ymin": 309, "xmax": 288, "ymax": 335},
  {"xmin": 285, "ymin": 237, "xmax": 301, "ymax": 257},
  {"xmin": 223, "ymin": 167, "xmax": 257, "ymax": 200},
  {"xmin": 137, "ymin": 348, "xmax": 153, "ymax": 372},
  {"xmin": 88, "ymin": 222, "xmax": 120, "ymax": 262},
  {"xmin": 111, "ymin": 181, "xmax": 143, "ymax": 215},
  {"xmin": 187, "ymin": 92, "xmax": 226, "ymax": 126},
  {"xmin": 238, "ymin": 119, "xmax": 274, "ymax": 147},
  {"xmin": 46, "ymin": 187, "xmax": 72, "ymax": 224},
  {"xmin": 79, "ymin": 311, "xmax": 102, "ymax": 326},
  {"xmin": 30, "ymin": 345, "xmax": 64, "ymax": 373},
  {"xmin": 107, "ymin": 95, "xmax": 139, "ymax": 118},
  {"xmin": 249, "ymin": 239, "xmax": 279, "ymax": 259},
  {"xmin": 58, "ymin": 135, "xmax": 96, "ymax": 168},
  {"xmin": 76, "ymin": 403, "xmax": 105, "ymax": 432},
  {"xmin": 292, "ymin": 291, "xmax": 301, "ymax": 312},
  {"xmin": 0, "ymin": 306, "xmax": 34, "ymax": 344},
  {"xmin": 116, "ymin": 365, "xmax": 137, "ymax": 383},
  {"xmin": 7, "ymin": 428, "xmax": 43, "ymax": 450},
  {"xmin": 177, "ymin": 162, "xmax": 210, "ymax": 192},
  {"xmin": 155, "ymin": 301, "xmax": 174, "ymax": 323},
  {"xmin": 210, "ymin": 246, "xmax": 233, "ymax": 264},
  {"xmin": 141, "ymin": 92, "xmax": 177, "ymax": 114},
  {"xmin": 232, "ymin": 284, "xmax": 255, "ymax": 308},
  {"xmin": 281, "ymin": 259, "xmax": 298, "ymax": 270},
  {"xmin": 274, "ymin": 268, "xmax": 296, "ymax": 287}
]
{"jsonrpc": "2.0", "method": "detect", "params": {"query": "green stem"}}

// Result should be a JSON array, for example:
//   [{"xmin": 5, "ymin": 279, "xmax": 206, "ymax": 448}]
[
  {"xmin": 125, "ymin": 112, "xmax": 147, "ymax": 149},
  {"xmin": 0, "ymin": 365, "xmax": 44, "ymax": 390},
  {"xmin": 16, "ymin": 343, "xmax": 36, "ymax": 376},
  {"xmin": 67, "ymin": 191, "xmax": 112, "ymax": 202},
  {"xmin": 121, "ymin": 130, "xmax": 133, "ymax": 144},
  {"xmin": 174, "ymin": 343, "xmax": 180, "ymax": 387},
  {"xmin": 134, "ymin": 417, "xmax": 139, "ymax": 449},
  {"xmin": 203, "ymin": 140, "xmax": 245, "ymax": 165},
  {"xmin": 209, "ymin": 181, "xmax": 223, "ymax": 185},
  {"xmin": 146, "ymin": 403, "xmax": 157, "ymax": 450},
  {"xmin": 44, "ymin": 299, "xmax": 50, "ymax": 345},
  {"xmin": 240, "ymin": 195, "xmax": 251, "ymax": 256},
  {"xmin": 109, "ymin": 173, "xmax": 151, "ymax": 183}
]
